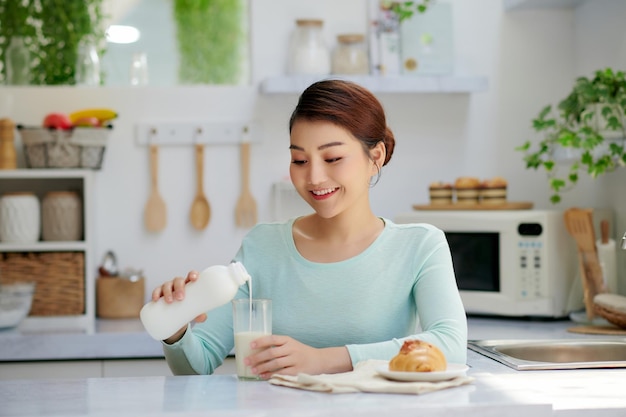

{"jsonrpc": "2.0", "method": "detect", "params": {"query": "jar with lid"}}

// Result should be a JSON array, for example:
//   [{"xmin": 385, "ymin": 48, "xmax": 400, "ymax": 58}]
[
  {"xmin": 332, "ymin": 34, "xmax": 369, "ymax": 75},
  {"xmin": 287, "ymin": 19, "xmax": 331, "ymax": 76}
]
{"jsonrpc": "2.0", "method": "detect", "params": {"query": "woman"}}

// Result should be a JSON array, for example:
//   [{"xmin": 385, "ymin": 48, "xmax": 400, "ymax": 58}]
[{"xmin": 155, "ymin": 79, "xmax": 467, "ymax": 378}]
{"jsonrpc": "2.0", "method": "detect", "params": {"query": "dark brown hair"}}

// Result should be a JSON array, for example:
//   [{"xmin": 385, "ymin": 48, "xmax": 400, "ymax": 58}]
[{"xmin": 289, "ymin": 79, "xmax": 396, "ymax": 166}]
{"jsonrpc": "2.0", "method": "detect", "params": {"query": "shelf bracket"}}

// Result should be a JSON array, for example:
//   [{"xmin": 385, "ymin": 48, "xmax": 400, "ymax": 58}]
[{"xmin": 134, "ymin": 121, "xmax": 261, "ymax": 146}]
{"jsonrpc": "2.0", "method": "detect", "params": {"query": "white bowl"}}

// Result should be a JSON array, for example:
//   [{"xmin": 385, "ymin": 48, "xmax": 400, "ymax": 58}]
[{"xmin": 0, "ymin": 282, "xmax": 35, "ymax": 329}]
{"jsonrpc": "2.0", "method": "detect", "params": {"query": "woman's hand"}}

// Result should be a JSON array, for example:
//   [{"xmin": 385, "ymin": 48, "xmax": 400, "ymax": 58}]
[
  {"xmin": 151, "ymin": 271, "xmax": 208, "ymax": 344},
  {"xmin": 244, "ymin": 335, "xmax": 352, "ymax": 379}
]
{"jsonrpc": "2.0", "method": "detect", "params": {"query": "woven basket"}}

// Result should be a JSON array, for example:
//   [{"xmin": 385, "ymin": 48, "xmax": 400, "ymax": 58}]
[
  {"xmin": 594, "ymin": 303, "xmax": 626, "ymax": 329},
  {"xmin": 17, "ymin": 126, "xmax": 111, "ymax": 169},
  {"xmin": 0, "ymin": 252, "xmax": 85, "ymax": 316}
]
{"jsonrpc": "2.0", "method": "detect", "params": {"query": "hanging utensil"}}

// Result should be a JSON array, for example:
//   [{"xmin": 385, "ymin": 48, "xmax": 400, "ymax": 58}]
[
  {"xmin": 189, "ymin": 142, "xmax": 211, "ymax": 230},
  {"xmin": 144, "ymin": 142, "xmax": 167, "ymax": 232},
  {"xmin": 235, "ymin": 127, "xmax": 257, "ymax": 228},
  {"xmin": 563, "ymin": 208, "xmax": 605, "ymax": 320}
]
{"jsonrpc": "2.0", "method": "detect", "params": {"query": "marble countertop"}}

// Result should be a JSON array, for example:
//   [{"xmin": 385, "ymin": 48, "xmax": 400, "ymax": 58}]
[{"xmin": 2, "ymin": 317, "xmax": 626, "ymax": 416}]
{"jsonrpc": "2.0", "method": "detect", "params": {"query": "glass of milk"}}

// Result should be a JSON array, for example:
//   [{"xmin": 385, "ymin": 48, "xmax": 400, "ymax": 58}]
[{"xmin": 232, "ymin": 298, "xmax": 272, "ymax": 380}]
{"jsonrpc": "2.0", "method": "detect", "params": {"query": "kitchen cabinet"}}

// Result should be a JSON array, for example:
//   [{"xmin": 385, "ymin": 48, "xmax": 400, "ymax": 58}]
[
  {"xmin": 260, "ymin": 74, "xmax": 488, "ymax": 94},
  {"xmin": 0, "ymin": 169, "xmax": 95, "ymax": 331}
]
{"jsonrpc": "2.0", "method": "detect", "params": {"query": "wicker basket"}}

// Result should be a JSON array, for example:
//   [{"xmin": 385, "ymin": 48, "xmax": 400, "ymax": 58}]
[
  {"xmin": 0, "ymin": 252, "xmax": 85, "ymax": 316},
  {"xmin": 17, "ymin": 126, "xmax": 111, "ymax": 169}
]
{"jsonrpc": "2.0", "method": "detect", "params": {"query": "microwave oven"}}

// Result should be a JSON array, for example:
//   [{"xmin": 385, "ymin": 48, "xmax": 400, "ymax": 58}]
[{"xmin": 394, "ymin": 209, "xmax": 612, "ymax": 318}]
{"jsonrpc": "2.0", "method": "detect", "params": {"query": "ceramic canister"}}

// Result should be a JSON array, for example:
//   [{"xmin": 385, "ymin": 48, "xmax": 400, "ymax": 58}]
[
  {"xmin": 0, "ymin": 192, "xmax": 40, "ymax": 243},
  {"xmin": 41, "ymin": 191, "xmax": 82, "ymax": 241}
]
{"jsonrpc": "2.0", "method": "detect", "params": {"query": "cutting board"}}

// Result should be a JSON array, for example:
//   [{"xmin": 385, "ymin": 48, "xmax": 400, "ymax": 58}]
[
  {"xmin": 567, "ymin": 325, "xmax": 626, "ymax": 336},
  {"xmin": 413, "ymin": 202, "xmax": 533, "ymax": 211}
]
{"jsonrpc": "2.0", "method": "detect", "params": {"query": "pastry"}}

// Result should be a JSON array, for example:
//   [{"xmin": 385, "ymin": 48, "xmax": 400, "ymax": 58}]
[
  {"xmin": 389, "ymin": 340, "xmax": 447, "ymax": 372},
  {"xmin": 454, "ymin": 177, "xmax": 481, "ymax": 205},
  {"xmin": 429, "ymin": 181, "xmax": 453, "ymax": 205},
  {"xmin": 480, "ymin": 177, "xmax": 508, "ymax": 204}
]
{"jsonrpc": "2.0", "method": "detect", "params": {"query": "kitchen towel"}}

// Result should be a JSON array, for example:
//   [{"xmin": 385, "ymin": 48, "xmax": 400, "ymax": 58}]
[{"xmin": 268, "ymin": 359, "xmax": 474, "ymax": 395}]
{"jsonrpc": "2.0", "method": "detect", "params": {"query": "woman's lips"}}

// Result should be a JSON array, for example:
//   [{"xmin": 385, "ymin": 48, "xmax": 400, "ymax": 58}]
[{"xmin": 310, "ymin": 187, "xmax": 338, "ymax": 200}]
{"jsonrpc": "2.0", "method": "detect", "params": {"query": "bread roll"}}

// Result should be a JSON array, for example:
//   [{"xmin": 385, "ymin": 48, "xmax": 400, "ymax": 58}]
[
  {"xmin": 389, "ymin": 340, "xmax": 447, "ymax": 372},
  {"xmin": 454, "ymin": 177, "xmax": 481, "ymax": 204},
  {"xmin": 429, "ymin": 181, "xmax": 453, "ymax": 205},
  {"xmin": 480, "ymin": 176, "xmax": 508, "ymax": 204}
]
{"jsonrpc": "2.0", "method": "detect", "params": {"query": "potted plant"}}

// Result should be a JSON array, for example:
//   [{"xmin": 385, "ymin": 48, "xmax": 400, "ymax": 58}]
[
  {"xmin": 516, "ymin": 68, "xmax": 626, "ymax": 204},
  {"xmin": 391, "ymin": 0, "xmax": 433, "ymax": 20},
  {"xmin": 0, "ymin": 0, "xmax": 106, "ymax": 85}
]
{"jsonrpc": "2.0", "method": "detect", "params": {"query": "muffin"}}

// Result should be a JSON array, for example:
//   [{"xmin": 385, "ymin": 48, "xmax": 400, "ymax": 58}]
[
  {"xmin": 429, "ymin": 181, "xmax": 453, "ymax": 205},
  {"xmin": 480, "ymin": 177, "xmax": 508, "ymax": 204},
  {"xmin": 389, "ymin": 340, "xmax": 447, "ymax": 372},
  {"xmin": 454, "ymin": 177, "xmax": 481, "ymax": 205}
]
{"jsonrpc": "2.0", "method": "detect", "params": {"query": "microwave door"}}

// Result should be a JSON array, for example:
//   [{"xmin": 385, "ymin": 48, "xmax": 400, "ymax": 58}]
[{"xmin": 446, "ymin": 232, "xmax": 500, "ymax": 292}]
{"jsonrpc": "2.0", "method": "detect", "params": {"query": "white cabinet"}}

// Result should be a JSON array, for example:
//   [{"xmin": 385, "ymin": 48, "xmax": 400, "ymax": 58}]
[{"xmin": 0, "ymin": 169, "xmax": 95, "ymax": 330}]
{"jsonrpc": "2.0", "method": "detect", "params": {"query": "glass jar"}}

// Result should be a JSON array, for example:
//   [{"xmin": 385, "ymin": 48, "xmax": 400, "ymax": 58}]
[
  {"xmin": 287, "ymin": 19, "xmax": 331, "ymax": 76},
  {"xmin": 332, "ymin": 34, "xmax": 369, "ymax": 75},
  {"xmin": 5, "ymin": 37, "xmax": 31, "ymax": 85},
  {"xmin": 75, "ymin": 40, "xmax": 101, "ymax": 85}
]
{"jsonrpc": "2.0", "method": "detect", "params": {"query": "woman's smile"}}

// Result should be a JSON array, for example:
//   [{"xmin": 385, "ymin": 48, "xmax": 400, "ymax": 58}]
[{"xmin": 310, "ymin": 187, "xmax": 339, "ymax": 200}]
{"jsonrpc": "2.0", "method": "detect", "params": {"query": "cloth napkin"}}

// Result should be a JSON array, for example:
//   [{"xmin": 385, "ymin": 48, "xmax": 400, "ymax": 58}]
[{"xmin": 268, "ymin": 359, "xmax": 474, "ymax": 395}]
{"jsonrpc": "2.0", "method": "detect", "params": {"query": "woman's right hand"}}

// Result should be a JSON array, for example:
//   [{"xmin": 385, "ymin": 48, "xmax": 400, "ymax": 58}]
[{"xmin": 151, "ymin": 270, "xmax": 208, "ymax": 343}]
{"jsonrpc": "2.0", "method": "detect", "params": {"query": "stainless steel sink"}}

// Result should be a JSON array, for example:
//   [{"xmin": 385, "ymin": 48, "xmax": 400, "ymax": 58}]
[{"xmin": 468, "ymin": 339, "xmax": 626, "ymax": 370}]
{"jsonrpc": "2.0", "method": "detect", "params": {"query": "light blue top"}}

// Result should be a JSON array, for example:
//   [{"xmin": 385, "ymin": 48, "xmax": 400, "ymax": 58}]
[{"xmin": 162, "ymin": 218, "xmax": 468, "ymax": 375}]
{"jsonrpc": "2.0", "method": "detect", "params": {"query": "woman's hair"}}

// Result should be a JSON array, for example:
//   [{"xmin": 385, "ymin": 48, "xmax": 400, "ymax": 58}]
[{"xmin": 288, "ymin": 79, "xmax": 396, "ymax": 166}]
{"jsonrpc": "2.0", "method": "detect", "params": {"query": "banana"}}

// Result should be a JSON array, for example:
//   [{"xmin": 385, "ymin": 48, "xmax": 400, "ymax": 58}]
[{"xmin": 69, "ymin": 108, "xmax": 118, "ymax": 124}]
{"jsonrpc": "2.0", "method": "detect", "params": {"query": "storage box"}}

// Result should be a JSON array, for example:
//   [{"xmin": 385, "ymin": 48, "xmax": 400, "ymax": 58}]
[
  {"xmin": 0, "ymin": 252, "xmax": 85, "ymax": 315},
  {"xmin": 17, "ymin": 126, "xmax": 110, "ymax": 169},
  {"xmin": 96, "ymin": 276, "xmax": 145, "ymax": 319}
]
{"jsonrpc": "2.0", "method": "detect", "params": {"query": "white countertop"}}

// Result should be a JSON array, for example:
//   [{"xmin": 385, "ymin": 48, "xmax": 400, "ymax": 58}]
[{"xmin": 1, "ymin": 317, "xmax": 626, "ymax": 416}]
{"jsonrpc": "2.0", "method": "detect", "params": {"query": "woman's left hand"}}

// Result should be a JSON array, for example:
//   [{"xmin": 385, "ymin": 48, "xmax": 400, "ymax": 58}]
[{"xmin": 244, "ymin": 335, "xmax": 352, "ymax": 379}]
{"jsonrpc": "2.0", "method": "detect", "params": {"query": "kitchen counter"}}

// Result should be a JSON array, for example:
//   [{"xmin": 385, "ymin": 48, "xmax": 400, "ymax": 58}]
[{"xmin": 1, "ymin": 317, "xmax": 626, "ymax": 416}]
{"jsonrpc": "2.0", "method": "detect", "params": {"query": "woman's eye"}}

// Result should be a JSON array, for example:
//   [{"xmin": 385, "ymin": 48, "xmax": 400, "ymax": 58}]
[
  {"xmin": 291, "ymin": 159, "xmax": 306, "ymax": 165},
  {"xmin": 326, "ymin": 157, "xmax": 342, "ymax": 163}
]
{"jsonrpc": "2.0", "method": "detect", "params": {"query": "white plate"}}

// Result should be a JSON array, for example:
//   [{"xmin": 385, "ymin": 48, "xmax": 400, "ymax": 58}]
[{"xmin": 376, "ymin": 363, "xmax": 469, "ymax": 382}]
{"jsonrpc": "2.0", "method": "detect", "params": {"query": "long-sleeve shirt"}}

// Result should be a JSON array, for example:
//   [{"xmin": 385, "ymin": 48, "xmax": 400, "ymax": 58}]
[{"xmin": 162, "ymin": 218, "xmax": 468, "ymax": 375}]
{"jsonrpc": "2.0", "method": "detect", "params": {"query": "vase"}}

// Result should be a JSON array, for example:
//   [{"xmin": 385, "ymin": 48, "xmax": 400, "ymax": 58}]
[
  {"xmin": 0, "ymin": 192, "xmax": 40, "ymax": 243},
  {"xmin": 41, "ymin": 191, "xmax": 83, "ymax": 241},
  {"xmin": 5, "ymin": 37, "xmax": 31, "ymax": 85}
]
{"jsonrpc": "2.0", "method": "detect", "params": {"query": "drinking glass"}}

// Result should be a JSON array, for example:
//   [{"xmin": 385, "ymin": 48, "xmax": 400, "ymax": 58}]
[{"xmin": 232, "ymin": 298, "xmax": 272, "ymax": 380}]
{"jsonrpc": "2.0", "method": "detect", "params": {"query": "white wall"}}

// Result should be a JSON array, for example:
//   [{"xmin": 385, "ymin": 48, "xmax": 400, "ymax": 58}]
[{"xmin": 2, "ymin": 0, "xmax": 625, "ymax": 297}]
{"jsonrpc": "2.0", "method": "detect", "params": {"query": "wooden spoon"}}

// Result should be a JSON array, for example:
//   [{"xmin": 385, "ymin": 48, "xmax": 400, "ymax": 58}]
[
  {"xmin": 234, "ymin": 130, "xmax": 257, "ymax": 228},
  {"xmin": 144, "ymin": 144, "xmax": 167, "ymax": 232},
  {"xmin": 189, "ymin": 143, "xmax": 211, "ymax": 230},
  {"xmin": 563, "ymin": 208, "xmax": 605, "ymax": 320}
]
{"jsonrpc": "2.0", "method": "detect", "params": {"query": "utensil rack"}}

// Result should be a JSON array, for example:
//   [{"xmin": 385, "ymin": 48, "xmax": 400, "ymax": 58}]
[{"xmin": 135, "ymin": 121, "xmax": 260, "ymax": 146}]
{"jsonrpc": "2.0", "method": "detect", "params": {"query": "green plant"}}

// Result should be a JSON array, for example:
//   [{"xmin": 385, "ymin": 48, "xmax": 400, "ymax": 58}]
[
  {"xmin": 391, "ymin": 1, "xmax": 433, "ymax": 21},
  {"xmin": 174, "ymin": 0, "xmax": 248, "ymax": 85},
  {"xmin": 517, "ymin": 68, "xmax": 626, "ymax": 204},
  {"xmin": 0, "ymin": 0, "xmax": 106, "ymax": 85}
]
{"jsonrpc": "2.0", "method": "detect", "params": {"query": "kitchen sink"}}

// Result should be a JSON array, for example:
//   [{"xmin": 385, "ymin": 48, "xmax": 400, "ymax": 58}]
[{"xmin": 468, "ymin": 339, "xmax": 626, "ymax": 370}]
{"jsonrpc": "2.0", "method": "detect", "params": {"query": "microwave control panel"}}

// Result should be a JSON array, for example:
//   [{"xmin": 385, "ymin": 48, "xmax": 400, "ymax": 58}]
[{"xmin": 517, "ymin": 222, "xmax": 546, "ymax": 299}]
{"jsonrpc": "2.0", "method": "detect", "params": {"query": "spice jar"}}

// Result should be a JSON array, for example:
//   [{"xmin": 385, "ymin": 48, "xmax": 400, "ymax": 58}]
[
  {"xmin": 0, "ymin": 192, "xmax": 40, "ymax": 243},
  {"xmin": 332, "ymin": 34, "xmax": 369, "ymax": 75},
  {"xmin": 287, "ymin": 19, "xmax": 331, "ymax": 76},
  {"xmin": 42, "ymin": 191, "xmax": 83, "ymax": 241}
]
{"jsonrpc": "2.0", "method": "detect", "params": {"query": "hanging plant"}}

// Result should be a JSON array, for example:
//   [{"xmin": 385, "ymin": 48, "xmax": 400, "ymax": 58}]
[
  {"xmin": 0, "ymin": 0, "xmax": 106, "ymax": 85},
  {"xmin": 173, "ymin": 0, "xmax": 248, "ymax": 85},
  {"xmin": 516, "ymin": 68, "xmax": 626, "ymax": 204},
  {"xmin": 391, "ymin": 0, "xmax": 434, "ymax": 21}
]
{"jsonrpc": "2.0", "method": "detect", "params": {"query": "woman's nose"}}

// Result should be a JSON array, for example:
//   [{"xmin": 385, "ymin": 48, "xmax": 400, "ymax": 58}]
[{"xmin": 307, "ymin": 160, "xmax": 327, "ymax": 185}]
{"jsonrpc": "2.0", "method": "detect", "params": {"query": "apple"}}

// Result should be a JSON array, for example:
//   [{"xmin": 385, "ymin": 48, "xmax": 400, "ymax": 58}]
[
  {"xmin": 73, "ymin": 116, "xmax": 101, "ymax": 127},
  {"xmin": 43, "ymin": 113, "xmax": 73, "ymax": 130}
]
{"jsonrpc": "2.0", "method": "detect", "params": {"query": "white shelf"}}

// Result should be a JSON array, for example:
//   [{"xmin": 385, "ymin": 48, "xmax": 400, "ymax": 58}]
[
  {"xmin": 504, "ymin": 0, "xmax": 585, "ymax": 10},
  {"xmin": 0, "ymin": 241, "xmax": 88, "ymax": 252},
  {"xmin": 260, "ymin": 75, "xmax": 489, "ymax": 94}
]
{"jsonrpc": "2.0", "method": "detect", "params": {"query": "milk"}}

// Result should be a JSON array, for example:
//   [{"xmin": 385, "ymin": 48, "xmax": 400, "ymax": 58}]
[{"xmin": 234, "ymin": 331, "xmax": 270, "ymax": 379}]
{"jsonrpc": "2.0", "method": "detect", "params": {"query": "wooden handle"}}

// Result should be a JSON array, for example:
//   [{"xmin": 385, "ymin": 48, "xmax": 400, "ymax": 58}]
[
  {"xmin": 241, "ymin": 142, "xmax": 251, "ymax": 191},
  {"xmin": 601, "ymin": 219, "xmax": 609, "ymax": 244},
  {"xmin": 150, "ymin": 145, "xmax": 159, "ymax": 191},
  {"xmin": 195, "ymin": 144, "xmax": 204, "ymax": 195}
]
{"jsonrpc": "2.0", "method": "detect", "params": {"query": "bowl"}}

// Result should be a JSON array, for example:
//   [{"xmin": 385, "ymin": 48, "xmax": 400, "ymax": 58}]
[{"xmin": 0, "ymin": 282, "xmax": 35, "ymax": 329}]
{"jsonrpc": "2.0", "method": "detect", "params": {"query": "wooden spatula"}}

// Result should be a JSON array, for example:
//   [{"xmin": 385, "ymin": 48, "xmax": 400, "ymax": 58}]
[
  {"xmin": 563, "ymin": 208, "xmax": 606, "ymax": 319},
  {"xmin": 189, "ymin": 144, "xmax": 211, "ymax": 230},
  {"xmin": 235, "ymin": 128, "xmax": 257, "ymax": 228},
  {"xmin": 144, "ymin": 144, "xmax": 167, "ymax": 232}
]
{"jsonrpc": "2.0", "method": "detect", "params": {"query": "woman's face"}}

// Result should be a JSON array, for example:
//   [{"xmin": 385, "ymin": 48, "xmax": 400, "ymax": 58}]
[{"xmin": 289, "ymin": 119, "xmax": 383, "ymax": 219}]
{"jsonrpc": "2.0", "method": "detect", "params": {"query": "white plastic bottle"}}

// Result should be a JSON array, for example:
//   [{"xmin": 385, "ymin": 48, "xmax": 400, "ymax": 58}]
[{"xmin": 140, "ymin": 262, "xmax": 251, "ymax": 340}]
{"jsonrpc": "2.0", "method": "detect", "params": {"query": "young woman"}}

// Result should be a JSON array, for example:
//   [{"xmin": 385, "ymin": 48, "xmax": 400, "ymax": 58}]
[{"xmin": 154, "ymin": 79, "xmax": 467, "ymax": 378}]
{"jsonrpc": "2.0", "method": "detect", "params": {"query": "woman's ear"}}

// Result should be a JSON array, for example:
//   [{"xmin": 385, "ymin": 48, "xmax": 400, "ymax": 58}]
[{"xmin": 370, "ymin": 141, "xmax": 386, "ymax": 171}]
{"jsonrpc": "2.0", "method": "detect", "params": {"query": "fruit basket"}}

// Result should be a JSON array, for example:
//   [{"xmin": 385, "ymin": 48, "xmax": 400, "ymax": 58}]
[{"xmin": 17, "ymin": 125, "xmax": 112, "ymax": 169}]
